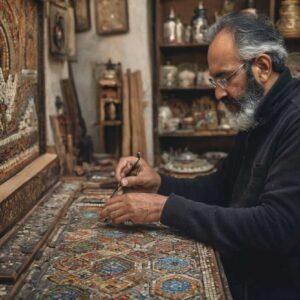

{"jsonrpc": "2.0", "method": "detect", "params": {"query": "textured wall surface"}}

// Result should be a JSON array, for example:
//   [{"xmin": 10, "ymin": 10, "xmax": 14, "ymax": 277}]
[
  {"xmin": 44, "ymin": 10, "xmax": 69, "ymax": 146},
  {"xmin": 72, "ymin": 0, "xmax": 153, "ymax": 164}
]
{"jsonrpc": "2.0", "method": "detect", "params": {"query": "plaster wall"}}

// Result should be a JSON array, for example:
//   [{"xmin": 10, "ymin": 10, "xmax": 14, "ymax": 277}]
[
  {"xmin": 72, "ymin": 0, "xmax": 154, "ymax": 164},
  {"xmin": 44, "ymin": 14, "xmax": 69, "ymax": 146}
]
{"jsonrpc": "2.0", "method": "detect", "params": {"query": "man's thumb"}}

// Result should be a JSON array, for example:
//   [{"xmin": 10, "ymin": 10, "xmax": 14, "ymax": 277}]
[{"xmin": 121, "ymin": 176, "xmax": 140, "ymax": 187}]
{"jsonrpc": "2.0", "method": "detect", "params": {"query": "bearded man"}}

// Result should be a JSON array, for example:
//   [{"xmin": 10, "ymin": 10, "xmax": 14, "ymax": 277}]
[{"xmin": 101, "ymin": 13, "xmax": 300, "ymax": 300}]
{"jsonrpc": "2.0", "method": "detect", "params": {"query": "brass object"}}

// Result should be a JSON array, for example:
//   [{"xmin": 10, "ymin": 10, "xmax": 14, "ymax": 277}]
[{"xmin": 277, "ymin": 0, "xmax": 300, "ymax": 38}]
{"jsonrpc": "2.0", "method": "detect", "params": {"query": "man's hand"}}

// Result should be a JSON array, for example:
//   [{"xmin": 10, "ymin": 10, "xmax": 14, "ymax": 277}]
[
  {"xmin": 100, "ymin": 193, "xmax": 168, "ymax": 225},
  {"xmin": 115, "ymin": 156, "xmax": 161, "ymax": 193}
]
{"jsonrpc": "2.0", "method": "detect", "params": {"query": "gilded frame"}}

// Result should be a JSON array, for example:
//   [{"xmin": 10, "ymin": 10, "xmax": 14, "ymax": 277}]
[
  {"xmin": 73, "ymin": 0, "xmax": 91, "ymax": 32},
  {"xmin": 95, "ymin": 0, "xmax": 129, "ymax": 35}
]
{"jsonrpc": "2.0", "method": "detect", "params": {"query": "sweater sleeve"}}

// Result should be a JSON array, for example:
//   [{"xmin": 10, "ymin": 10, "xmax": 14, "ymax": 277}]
[{"xmin": 160, "ymin": 120, "xmax": 300, "ymax": 255}]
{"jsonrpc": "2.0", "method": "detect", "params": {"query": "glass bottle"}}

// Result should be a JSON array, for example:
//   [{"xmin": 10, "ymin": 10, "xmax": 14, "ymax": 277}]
[
  {"xmin": 163, "ymin": 8, "xmax": 176, "ymax": 44},
  {"xmin": 175, "ymin": 17, "xmax": 184, "ymax": 44},
  {"xmin": 184, "ymin": 25, "xmax": 192, "ymax": 43},
  {"xmin": 191, "ymin": 1, "xmax": 209, "ymax": 44}
]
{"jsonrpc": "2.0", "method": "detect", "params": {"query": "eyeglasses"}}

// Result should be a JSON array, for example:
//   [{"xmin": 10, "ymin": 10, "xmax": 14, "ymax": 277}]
[{"xmin": 209, "ymin": 63, "xmax": 246, "ymax": 90}]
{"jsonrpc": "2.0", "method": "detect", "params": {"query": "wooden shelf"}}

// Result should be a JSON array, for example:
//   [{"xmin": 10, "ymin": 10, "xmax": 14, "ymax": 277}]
[
  {"xmin": 160, "ymin": 86, "xmax": 214, "ymax": 91},
  {"xmin": 100, "ymin": 98, "xmax": 121, "ymax": 103},
  {"xmin": 160, "ymin": 43, "xmax": 209, "ymax": 50},
  {"xmin": 159, "ymin": 129, "xmax": 237, "ymax": 138},
  {"xmin": 284, "ymin": 36, "xmax": 300, "ymax": 41},
  {"xmin": 99, "ymin": 120, "xmax": 122, "ymax": 126}
]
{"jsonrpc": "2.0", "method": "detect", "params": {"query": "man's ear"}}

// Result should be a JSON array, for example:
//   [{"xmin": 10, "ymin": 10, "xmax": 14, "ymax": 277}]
[{"xmin": 251, "ymin": 54, "xmax": 273, "ymax": 85}]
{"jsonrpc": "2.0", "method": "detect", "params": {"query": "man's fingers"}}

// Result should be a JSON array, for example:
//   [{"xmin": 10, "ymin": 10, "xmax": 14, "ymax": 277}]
[
  {"xmin": 105, "ymin": 194, "xmax": 124, "ymax": 206},
  {"xmin": 112, "ymin": 213, "xmax": 132, "ymax": 225},
  {"xmin": 101, "ymin": 201, "xmax": 123, "ymax": 218},
  {"xmin": 115, "ymin": 157, "xmax": 138, "ymax": 181},
  {"xmin": 110, "ymin": 208, "xmax": 126, "ymax": 220}
]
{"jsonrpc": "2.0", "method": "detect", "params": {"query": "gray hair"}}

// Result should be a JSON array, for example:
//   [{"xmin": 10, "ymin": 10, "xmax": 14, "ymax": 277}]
[{"xmin": 207, "ymin": 13, "xmax": 288, "ymax": 72}]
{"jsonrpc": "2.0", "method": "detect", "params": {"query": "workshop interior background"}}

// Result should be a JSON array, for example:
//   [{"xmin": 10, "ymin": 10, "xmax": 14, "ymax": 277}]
[{"xmin": 0, "ymin": 0, "xmax": 300, "ymax": 299}]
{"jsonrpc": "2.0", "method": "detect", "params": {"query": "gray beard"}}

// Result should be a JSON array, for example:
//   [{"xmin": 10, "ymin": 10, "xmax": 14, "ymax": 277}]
[
  {"xmin": 226, "ymin": 96, "xmax": 260, "ymax": 131},
  {"xmin": 226, "ymin": 70, "xmax": 264, "ymax": 132}
]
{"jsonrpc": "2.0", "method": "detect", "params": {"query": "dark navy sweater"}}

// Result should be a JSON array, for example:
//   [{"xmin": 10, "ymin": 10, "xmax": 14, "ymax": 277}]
[{"xmin": 159, "ymin": 68, "xmax": 300, "ymax": 298}]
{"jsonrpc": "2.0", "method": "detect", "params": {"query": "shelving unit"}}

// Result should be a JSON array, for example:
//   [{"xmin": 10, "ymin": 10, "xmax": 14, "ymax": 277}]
[
  {"xmin": 96, "ymin": 63, "xmax": 123, "ymax": 156},
  {"xmin": 152, "ymin": 0, "xmax": 299, "ymax": 165},
  {"xmin": 152, "ymin": 0, "xmax": 241, "ymax": 165},
  {"xmin": 159, "ymin": 129, "xmax": 237, "ymax": 138}
]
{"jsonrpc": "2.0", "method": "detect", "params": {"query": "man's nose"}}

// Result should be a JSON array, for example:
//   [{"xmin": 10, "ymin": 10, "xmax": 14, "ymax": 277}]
[{"xmin": 215, "ymin": 85, "xmax": 228, "ymax": 101}]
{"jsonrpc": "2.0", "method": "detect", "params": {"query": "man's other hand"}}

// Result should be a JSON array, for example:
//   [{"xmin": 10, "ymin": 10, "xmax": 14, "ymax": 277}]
[{"xmin": 100, "ymin": 193, "xmax": 167, "ymax": 225}]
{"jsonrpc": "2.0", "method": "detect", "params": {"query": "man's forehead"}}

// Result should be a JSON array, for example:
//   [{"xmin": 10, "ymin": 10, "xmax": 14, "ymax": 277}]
[{"xmin": 208, "ymin": 30, "xmax": 240, "ymax": 75}]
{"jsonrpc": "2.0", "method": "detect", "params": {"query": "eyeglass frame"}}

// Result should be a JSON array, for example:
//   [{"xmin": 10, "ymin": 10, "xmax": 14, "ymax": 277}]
[{"xmin": 209, "ymin": 63, "xmax": 246, "ymax": 90}]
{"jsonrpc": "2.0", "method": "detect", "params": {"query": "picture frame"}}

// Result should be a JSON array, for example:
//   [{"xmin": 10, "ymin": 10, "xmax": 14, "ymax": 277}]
[
  {"xmin": 66, "ymin": 5, "xmax": 77, "ymax": 61},
  {"xmin": 95, "ymin": 0, "xmax": 129, "ymax": 35},
  {"xmin": 49, "ymin": 1, "xmax": 68, "ymax": 58},
  {"xmin": 73, "ymin": 0, "xmax": 91, "ymax": 32}
]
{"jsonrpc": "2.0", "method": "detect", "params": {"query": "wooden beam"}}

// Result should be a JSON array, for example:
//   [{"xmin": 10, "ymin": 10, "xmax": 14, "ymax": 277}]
[{"xmin": 0, "ymin": 154, "xmax": 57, "ymax": 203}]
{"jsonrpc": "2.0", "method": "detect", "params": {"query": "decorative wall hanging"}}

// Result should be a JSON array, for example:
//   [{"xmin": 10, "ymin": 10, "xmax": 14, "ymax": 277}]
[
  {"xmin": 0, "ymin": 0, "xmax": 45, "ymax": 184},
  {"xmin": 73, "ymin": 0, "xmax": 91, "ymax": 32},
  {"xmin": 49, "ymin": 1, "xmax": 68, "ymax": 58},
  {"xmin": 277, "ymin": 0, "xmax": 300, "ymax": 38},
  {"xmin": 95, "ymin": 0, "xmax": 129, "ymax": 35}
]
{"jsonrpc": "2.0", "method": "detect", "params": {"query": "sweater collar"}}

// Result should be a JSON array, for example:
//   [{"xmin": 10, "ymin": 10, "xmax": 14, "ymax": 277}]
[{"xmin": 254, "ymin": 67, "xmax": 295, "ymax": 126}]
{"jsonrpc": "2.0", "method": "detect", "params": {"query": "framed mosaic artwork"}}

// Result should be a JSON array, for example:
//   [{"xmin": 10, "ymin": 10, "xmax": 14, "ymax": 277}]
[
  {"xmin": 95, "ymin": 0, "xmax": 129, "ymax": 35},
  {"xmin": 0, "ymin": 0, "xmax": 45, "ymax": 184},
  {"xmin": 73, "ymin": 0, "xmax": 91, "ymax": 32}
]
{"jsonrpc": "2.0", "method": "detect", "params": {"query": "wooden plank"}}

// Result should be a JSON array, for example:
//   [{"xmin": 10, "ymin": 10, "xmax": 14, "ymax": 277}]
[
  {"xmin": 50, "ymin": 115, "xmax": 67, "ymax": 175},
  {"xmin": 0, "ymin": 155, "xmax": 60, "ymax": 237},
  {"xmin": 129, "ymin": 71, "xmax": 140, "ymax": 156},
  {"xmin": 127, "ymin": 69, "xmax": 133, "ymax": 155},
  {"xmin": 122, "ymin": 72, "xmax": 131, "ymax": 156},
  {"xmin": 153, "ymin": 0, "xmax": 162, "ymax": 165},
  {"xmin": 60, "ymin": 79, "xmax": 83, "ymax": 152},
  {"xmin": 66, "ymin": 134, "xmax": 75, "ymax": 175},
  {"xmin": 133, "ymin": 71, "xmax": 148, "ymax": 162},
  {"xmin": 0, "ymin": 154, "xmax": 57, "ymax": 203}
]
